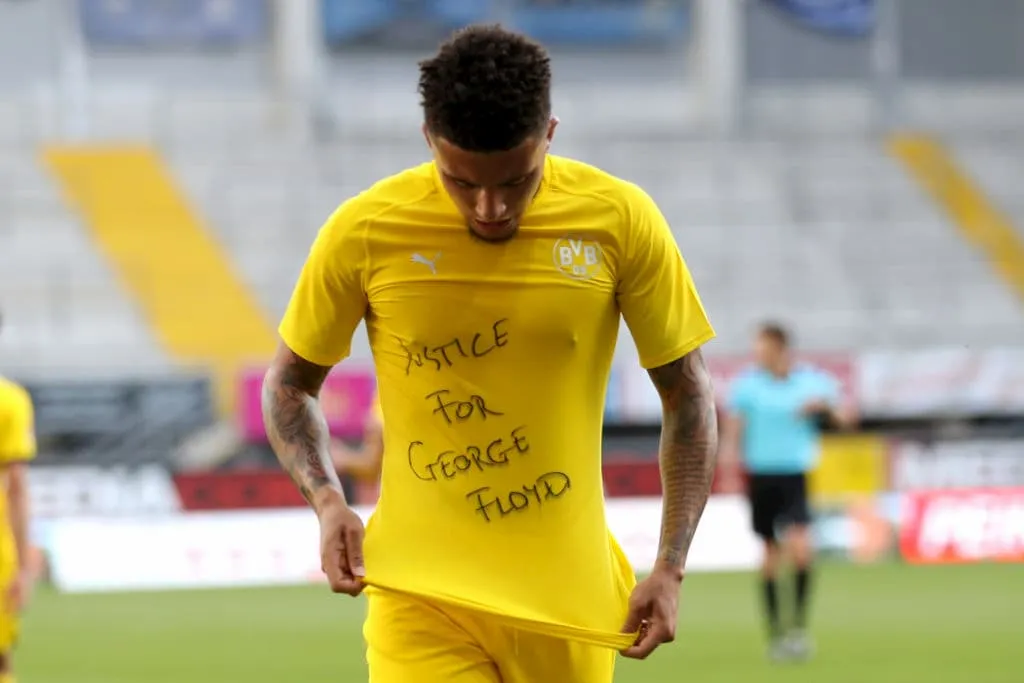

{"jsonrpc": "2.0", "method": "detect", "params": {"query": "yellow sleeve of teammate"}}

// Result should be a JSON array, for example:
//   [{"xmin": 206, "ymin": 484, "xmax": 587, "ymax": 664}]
[
  {"xmin": 617, "ymin": 184, "xmax": 715, "ymax": 369},
  {"xmin": 279, "ymin": 200, "xmax": 370, "ymax": 367},
  {"xmin": 0, "ymin": 384, "xmax": 37, "ymax": 464}
]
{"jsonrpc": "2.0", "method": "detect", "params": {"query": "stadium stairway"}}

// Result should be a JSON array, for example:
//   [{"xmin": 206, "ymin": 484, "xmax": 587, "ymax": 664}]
[
  {"xmin": 42, "ymin": 146, "xmax": 278, "ymax": 412},
  {"xmin": 0, "ymin": 148, "xmax": 171, "ymax": 376},
  {"xmin": 922, "ymin": 135, "xmax": 1024, "ymax": 303},
  {"xmin": 7, "ymin": 88, "xmax": 1020, "ymax": 378},
  {"xmin": 169, "ymin": 134, "xmax": 1024, "ymax": 358}
]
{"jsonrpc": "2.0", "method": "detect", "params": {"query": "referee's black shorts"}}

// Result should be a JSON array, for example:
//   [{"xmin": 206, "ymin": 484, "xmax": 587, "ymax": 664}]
[{"xmin": 747, "ymin": 472, "xmax": 811, "ymax": 541}]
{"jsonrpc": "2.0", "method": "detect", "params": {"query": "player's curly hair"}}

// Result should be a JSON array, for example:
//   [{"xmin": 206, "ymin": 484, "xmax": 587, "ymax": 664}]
[{"xmin": 418, "ymin": 24, "xmax": 552, "ymax": 152}]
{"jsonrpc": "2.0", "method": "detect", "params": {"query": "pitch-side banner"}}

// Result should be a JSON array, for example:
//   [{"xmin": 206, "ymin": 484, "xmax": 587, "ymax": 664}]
[
  {"xmin": 899, "ymin": 488, "xmax": 1024, "ymax": 565},
  {"xmin": 856, "ymin": 348, "xmax": 1024, "ymax": 418},
  {"xmin": 617, "ymin": 348, "xmax": 1024, "ymax": 421},
  {"xmin": 47, "ymin": 496, "xmax": 761, "ymax": 594},
  {"xmin": 619, "ymin": 353, "xmax": 856, "ymax": 422}
]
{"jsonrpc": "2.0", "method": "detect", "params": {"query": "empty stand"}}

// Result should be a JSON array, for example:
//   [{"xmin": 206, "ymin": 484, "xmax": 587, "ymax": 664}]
[
  {"xmin": 0, "ymin": 149, "xmax": 171, "ymax": 375},
  {"xmin": 168, "ymin": 125, "xmax": 1024, "ymax": 358},
  {"xmin": 3, "ymin": 93, "xmax": 1021, "ymax": 373}
]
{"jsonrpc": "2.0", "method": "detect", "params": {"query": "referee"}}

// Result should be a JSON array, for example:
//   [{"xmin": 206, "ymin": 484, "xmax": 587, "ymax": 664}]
[{"xmin": 722, "ymin": 323, "xmax": 856, "ymax": 662}]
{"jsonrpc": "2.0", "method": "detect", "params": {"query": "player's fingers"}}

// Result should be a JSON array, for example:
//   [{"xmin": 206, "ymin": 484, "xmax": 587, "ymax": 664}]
[
  {"xmin": 344, "ymin": 525, "xmax": 366, "ymax": 578},
  {"xmin": 323, "ymin": 546, "xmax": 350, "ymax": 593},
  {"xmin": 331, "ymin": 576, "xmax": 365, "ymax": 597},
  {"xmin": 329, "ymin": 539, "xmax": 365, "ymax": 597},
  {"xmin": 620, "ymin": 622, "xmax": 670, "ymax": 660}
]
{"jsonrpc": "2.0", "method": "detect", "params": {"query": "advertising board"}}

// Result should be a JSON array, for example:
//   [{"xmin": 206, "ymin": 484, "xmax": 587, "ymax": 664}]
[
  {"xmin": 899, "ymin": 488, "xmax": 1024, "ymax": 565},
  {"xmin": 47, "ymin": 496, "xmax": 761, "ymax": 593},
  {"xmin": 889, "ymin": 439, "xmax": 1024, "ymax": 491},
  {"xmin": 616, "ymin": 347, "xmax": 1024, "ymax": 422},
  {"xmin": 237, "ymin": 367, "xmax": 376, "ymax": 442},
  {"xmin": 30, "ymin": 465, "xmax": 181, "ymax": 518}
]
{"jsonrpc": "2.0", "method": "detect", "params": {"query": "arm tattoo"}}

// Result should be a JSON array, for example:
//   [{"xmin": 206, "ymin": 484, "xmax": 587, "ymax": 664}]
[
  {"xmin": 647, "ymin": 348, "xmax": 718, "ymax": 570},
  {"xmin": 262, "ymin": 349, "xmax": 344, "ymax": 511}
]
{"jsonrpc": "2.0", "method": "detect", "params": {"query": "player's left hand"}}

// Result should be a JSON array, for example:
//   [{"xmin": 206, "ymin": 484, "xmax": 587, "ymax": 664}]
[
  {"xmin": 6, "ymin": 568, "xmax": 34, "ymax": 613},
  {"xmin": 619, "ymin": 564, "xmax": 683, "ymax": 659}
]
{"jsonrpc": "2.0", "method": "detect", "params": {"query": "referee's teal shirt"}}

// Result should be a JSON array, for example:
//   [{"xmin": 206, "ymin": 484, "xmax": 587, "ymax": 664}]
[{"xmin": 727, "ymin": 364, "xmax": 840, "ymax": 475}]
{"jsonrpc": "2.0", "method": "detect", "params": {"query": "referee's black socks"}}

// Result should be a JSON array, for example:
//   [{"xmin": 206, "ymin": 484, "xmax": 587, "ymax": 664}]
[
  {"xmin": 794, "ymin": 567, "xmax": 812, "ymax": 629},
  {"xmin": 761, "ymin": 578, "xmax": 781, "ymax": 637}
]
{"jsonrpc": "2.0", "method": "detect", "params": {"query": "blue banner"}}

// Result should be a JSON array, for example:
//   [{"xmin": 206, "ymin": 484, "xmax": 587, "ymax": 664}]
[
  {"xmin": 321, "ymin": 0, "xmax": 402, "ymax": 43},
  {"xmin": 79, "ymin": 0, "xmax": 268, "ymax": 46},
  {"xmin": 511, "ymin": 1, "xmax": 688, "ymax": 45},
  {"xmin": 762, "ymin": 0, "xmax": 875, "ymax": 37},
  {"xmin": 321, "ymin": 0, "xmax": 688, "ymax": 46}
]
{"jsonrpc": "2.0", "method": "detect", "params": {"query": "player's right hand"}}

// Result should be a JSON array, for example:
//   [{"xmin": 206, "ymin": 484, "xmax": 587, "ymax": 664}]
[{"xmin": 316, "ymin": 494, "xmax": 367, "ymax": 596}]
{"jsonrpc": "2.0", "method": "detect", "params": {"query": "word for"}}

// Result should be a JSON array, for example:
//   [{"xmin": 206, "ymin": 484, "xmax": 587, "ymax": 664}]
[
  {"xmin": 397, "ymin": 319, "xmax": 509, "ymax": 375},
  {"xmin": 466, "ymin": 471, "xmax": 572, "ymax": 523},
  {"xmin": 407, "ymin": 426, "xmax": 529, "ymax": 483},
  {"xmin": 426, "ymin": 389, "xmax": 503, "ymax": 426}
]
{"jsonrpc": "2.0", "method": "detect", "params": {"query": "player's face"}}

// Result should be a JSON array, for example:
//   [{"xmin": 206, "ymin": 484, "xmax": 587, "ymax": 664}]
[{"xmin": 426, "ymin": 119, "xmax": 556, "ymax": 243}]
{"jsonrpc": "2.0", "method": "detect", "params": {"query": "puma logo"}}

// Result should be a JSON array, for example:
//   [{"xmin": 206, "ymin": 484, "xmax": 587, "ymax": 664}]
[{"xmin": 410, "ymin": 252, "xmax": 441, "ymax": 274}]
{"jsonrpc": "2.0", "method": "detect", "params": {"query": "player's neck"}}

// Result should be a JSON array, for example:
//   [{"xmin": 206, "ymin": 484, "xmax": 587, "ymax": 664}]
[{"xmin": 766, "ymin": 360, "xmax": 791, "ymax": 379}]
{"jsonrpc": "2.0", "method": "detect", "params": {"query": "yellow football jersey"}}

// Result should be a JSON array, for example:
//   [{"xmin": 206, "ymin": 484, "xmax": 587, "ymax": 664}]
[
  {"xmin": 280, "ymin": 155, "xmax": 715, "ymax": 648},
  {"xmin": 0, "ymin": 377, "xmax": 36, "ymax": 571},
  {"xmin": 0, "ymin": 378, "xmax": 35, "ymax": 467}
]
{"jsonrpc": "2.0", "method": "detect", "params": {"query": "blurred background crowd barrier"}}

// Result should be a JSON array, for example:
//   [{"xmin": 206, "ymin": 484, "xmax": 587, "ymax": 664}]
[{"xmin": 0, "ymin": 0, "xmax": 1022, "ymax": 593}]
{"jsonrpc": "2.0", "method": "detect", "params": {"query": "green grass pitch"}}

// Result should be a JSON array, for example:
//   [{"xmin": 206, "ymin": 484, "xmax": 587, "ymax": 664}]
[{"xmin": 17, "ymin": 562, "xmax": 1023, "ymax": 683}]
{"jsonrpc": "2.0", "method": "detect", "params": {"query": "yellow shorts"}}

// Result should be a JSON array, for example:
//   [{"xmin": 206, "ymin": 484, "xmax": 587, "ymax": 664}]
[
  {"xmin": 364, "ymin": 588, "xmax": 616, "ymax": 683},
  {"xmin": 0, "ymin": 563, "xmax": 17, "ymax": 653},
  {"xmin": 0, "ymin": 615, "xmax": 17, "ymax": 654}
]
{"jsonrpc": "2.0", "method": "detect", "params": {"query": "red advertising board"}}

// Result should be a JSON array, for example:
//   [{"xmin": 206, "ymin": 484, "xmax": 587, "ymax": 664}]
[
  {"xmin": 175, "ymin": 460, "xmax": 735, "ymax": 511},
  {"xmin": 237, "ymin": 367, "xmax": 376, "ymax": 442},
  {"xmin": 175, "ymin": 470, "xmax": 307, "ymax": 511},
  {"xmin": 899, "ymin": 488, "xmax": 1024, "ymax": 565}
]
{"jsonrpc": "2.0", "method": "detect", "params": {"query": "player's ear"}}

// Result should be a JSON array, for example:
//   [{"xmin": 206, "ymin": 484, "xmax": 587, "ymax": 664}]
[
  {"xmin": 422, "ymin": 124, "xmax": 433, "ymax": 149},
  {"xmin": 546, "ymin": 116, "xmax": 559, "ymax": 148}
]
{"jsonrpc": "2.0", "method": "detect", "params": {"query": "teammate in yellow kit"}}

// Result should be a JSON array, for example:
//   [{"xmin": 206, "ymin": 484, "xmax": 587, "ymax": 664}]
[
  {"xmin": 0, "ymin": 365, "xmax": 37, "ymax": 683},
  {"xmin": 262, "ymin": 25, "xmax": 719, "ymax": 682},
  {"xmin": 331, "ymin": 391, "xmax": 384, "ymax": 485}
]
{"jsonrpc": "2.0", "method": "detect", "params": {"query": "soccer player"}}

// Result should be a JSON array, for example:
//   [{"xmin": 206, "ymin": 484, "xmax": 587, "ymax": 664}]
[
  {"xmin": 722, "ymin": 322, "xmax": 856, "ymax": 662},
  {"xmin": 262, "ymin": 24, "xmax": 718, "ymax": 683},
  {"xmin": 330, "ymin": 391, "xmax": 384, "ymax": 489},
  {"xmin": 0, "ymin": 329, "xmax": 37, "ymax": 683}
]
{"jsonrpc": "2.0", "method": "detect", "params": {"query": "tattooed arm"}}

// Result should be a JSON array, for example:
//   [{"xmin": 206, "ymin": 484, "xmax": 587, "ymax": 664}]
[
  {"xmin": 262, "ymin": 343, "xmax": 347, "ymax": 513},
  {"xmin": 647, "ymin": 347, "xmax": 718, "ymax": 574}
]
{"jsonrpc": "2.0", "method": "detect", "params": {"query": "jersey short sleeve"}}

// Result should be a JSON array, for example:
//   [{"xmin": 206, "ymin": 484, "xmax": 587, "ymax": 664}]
[
  {"xmin": 0, "ymin": 386, "xmax": 36, "ymax": 463},
  {"xmin": 279, "ymin": 200, "xmax": 370, "ymax": 367},
  {"xmin": 616, "ymin": 184, "xmax": 715, "ymax": 369}
]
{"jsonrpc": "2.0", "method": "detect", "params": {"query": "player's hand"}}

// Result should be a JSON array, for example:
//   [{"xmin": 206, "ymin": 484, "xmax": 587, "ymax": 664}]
[
  {"xmin": 316, "ymin": 491, "xmax": 366, "ymax": 596},
  {"xmin": 6, "ymin": 568, "xmax": 34, "ymax": 613},
  {"xmin": 619, "ymin": 564, "xmax": 683, "ymax": 660}
]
